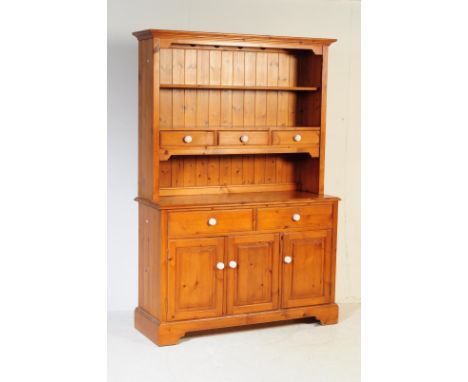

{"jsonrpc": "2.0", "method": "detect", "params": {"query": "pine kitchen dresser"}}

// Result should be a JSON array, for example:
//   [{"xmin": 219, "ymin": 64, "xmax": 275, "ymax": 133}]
[{"xmin": 132, "ymin": 29, "xmax": 339, "ymax": 346}]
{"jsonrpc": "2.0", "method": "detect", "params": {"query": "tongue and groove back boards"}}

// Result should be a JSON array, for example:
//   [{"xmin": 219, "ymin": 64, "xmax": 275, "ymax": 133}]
[
  {"xmin": 157, "ymin": 46, "xmax": 323, "ymax": 196},
  {"xmin": 158, "ymin": 48, "xmax": 321, "ymax": 128}
]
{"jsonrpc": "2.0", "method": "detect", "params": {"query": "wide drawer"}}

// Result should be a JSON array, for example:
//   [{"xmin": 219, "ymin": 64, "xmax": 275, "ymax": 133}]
[
  {"xmin": 160, "ymin": 131, "xmax": 215, "ymax": 146},
  {"xmin": 257, "ymin": 204, "xmax": 333, "ymax": 231},
  {"xmin": 218, "ymin": 131, "xmax": 269, "ymax": 146},
  {"xmin": 272, "ymin": 130, "xmax": 320, "ymax": 145},
  {"xmin": 168, "ymin": 209, "xmax": 253, "ymax": 236}
]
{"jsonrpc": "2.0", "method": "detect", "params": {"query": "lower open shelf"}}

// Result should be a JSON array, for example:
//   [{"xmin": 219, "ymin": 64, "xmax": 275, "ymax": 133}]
[{"xmin": 159, "ymin": 145, "xmax": 319, "ymax": 160}]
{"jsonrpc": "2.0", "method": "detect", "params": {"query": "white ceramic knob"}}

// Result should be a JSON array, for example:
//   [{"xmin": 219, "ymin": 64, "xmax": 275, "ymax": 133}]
[
  {"xmin": 216, "ymin": 262, "xmax": 225, "ymax": 270},
  {"xmin": 293, "ymin": 134, "xmax": 302, "ymax": 142},
  {"xmin": 284, "ymin": 256, "xmax": 292, "ymax": 264},
  {"xmin": 229, "ymin": 260, "xmax": 237, "ymax": 269},
  {"xmin": 240, "ymin": 135, "xmax": 249, "ymax": 143},
  {"xmin": 183, "ymin": 135, "xmax": 193, "ymax": 143},
  {"xmin": 208, "ymin": 217, "xmax": 217, "ymax": 226},
  {"xmin": 292, "ymin": 213, "xmax": 301, "ymax": 222}
]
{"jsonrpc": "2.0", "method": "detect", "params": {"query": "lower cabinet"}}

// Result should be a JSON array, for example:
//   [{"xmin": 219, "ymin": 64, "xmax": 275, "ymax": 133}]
[
  {"xmin": 281, "ymin": 230, "xmax": 333, "ymax": 308},
  {"xmin": 167, "ymin": 230, "xmax": 332, "ymax": 321}
]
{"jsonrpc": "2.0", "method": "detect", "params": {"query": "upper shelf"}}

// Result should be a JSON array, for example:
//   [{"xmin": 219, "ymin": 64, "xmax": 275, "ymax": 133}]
[{"xmin": 160, "ymin": 84, "xmax": 319, "ymax": 92}]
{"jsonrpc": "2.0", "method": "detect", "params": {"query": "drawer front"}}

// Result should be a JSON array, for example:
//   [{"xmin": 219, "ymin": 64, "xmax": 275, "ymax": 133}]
[
  {"xmin": 218, "ymin": 131, "xmax": 269, "ymax": 146},
  {"xmin": 160, "ymin": 131, "xmax": 215, "ymax": 146},
  {"xmin": 272, "ymin": 130, "xmax": 320, "ymax": 145},
  {"xmin": 168, "ymin": 209, "xmax": 253, "ymax": 236},
  {"xmin": 257, "ymin": 204, "xmax": 333, "ymax": 231}
]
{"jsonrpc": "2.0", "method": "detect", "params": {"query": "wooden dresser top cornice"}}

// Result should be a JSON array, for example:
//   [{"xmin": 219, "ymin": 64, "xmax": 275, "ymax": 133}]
[{"xmin": 133, "ymin": 29, "xmax": 337, "ymax": 48}]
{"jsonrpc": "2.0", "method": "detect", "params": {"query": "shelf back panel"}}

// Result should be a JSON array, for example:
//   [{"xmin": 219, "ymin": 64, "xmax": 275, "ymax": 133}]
[
  {"xmin": 159, "ymin": 48, "xmax": 322, "ymax": 129},
  {"xmin": 159, "ymin": 154, "xmax": 319, "ymax": 195}
]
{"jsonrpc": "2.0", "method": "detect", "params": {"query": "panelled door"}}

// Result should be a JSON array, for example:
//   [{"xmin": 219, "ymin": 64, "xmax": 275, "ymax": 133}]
[
  {"xmin": 226, "ymin": 233, "xmax": 280, "ymax": 314},
  {"xmin": 168, "ymin": 237, "xmax": 225, "ymax": 321},
  {"xmin": 281, "ymin": 230, "xmax": 333, "ymax": 308}
]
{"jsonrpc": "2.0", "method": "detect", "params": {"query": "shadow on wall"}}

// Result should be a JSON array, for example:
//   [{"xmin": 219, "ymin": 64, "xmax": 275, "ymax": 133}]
[{"xmin": 107, "ymin": 39, "xmax": 140, "ymax": 311}]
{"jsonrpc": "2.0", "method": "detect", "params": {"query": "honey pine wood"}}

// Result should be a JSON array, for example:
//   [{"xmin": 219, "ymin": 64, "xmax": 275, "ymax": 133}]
[
  {"xmin": 168, "ymin": 237, "xmax": 225, "ymax": 321},
  {"xmin": 133, "ymin": 29, "xmax": 339, "ymax": 346},
  {"xmin": 281, "ymin": 230, "xmax": 333, "ymax": 308},
  {"xmin": 226, "ymin": 234, "xmax": 280, "ymax": 315}
]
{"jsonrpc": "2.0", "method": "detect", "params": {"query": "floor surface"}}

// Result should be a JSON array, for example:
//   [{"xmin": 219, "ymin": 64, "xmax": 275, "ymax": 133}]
[{"xmin": 108, "ymin": 303, "xmax": 360, "ymax": 382}]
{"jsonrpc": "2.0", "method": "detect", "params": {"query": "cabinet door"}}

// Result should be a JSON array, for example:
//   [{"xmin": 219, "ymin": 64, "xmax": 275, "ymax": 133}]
[
  {"xmin": 168, "ymin": 237, "xmax": 225, "ymax": 321},
  {"xmin": 226, "ymin": 234, "xmax": 280, "ymax": 314},
  {"xmin": 282, "ymin": 230, "xmax": 332, "ymax": 308}
]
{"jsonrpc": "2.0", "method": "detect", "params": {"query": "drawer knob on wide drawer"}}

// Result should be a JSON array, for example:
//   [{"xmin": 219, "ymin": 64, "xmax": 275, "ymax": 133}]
[
  {"xmin": 207, "ymin": 217, "xmax": 217, "ymax": 226},
  {"xmin": 284, "ymin": 256, "xmax": 292, "ymax": 264},
  {"xmin": 183, "ymin": 135, "xmax": 193, "ymax": 143},
  {"xmin": 240, "ymin": 135, "xmax": 249, "ymax": 143},
  {"xmin": 229, "ymin": 260, "xmax": 237, "ymax": 269},
  {"xmin": 292, "ymin": 213, "xmax": 301, "ymax": 222},
  {"xmin": 293, "ymin": 134, "xmax": 302, "ymax": 142},
  {"xmin": 216, "ymin": 262, "xmax": 225, "ymax": 270}
]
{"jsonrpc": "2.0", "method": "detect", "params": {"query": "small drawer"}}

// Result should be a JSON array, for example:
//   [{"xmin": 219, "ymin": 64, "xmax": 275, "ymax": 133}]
[
  {"xmin": 257, "ymin": 204, "xmax": 333, "ymax": 231},
  {"xmin": 168, "ymin": 209, "xmax": 253, "ymax": 236},
  {"xmin": 272, "ymin": 130, "xmax": 320, "ymax": 145},
  {"xmin": 160, "ymin": 131, "xmax": 215, "ymax": 146},
  {"xmin": 218, "ymin": 131, "xmax": 269, "ymax": 146}
]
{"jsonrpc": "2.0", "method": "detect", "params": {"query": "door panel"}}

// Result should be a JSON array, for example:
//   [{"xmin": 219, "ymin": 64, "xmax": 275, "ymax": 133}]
[
  {"xmin": 282, "ymin": 230, "xmax": 332, "ymax": 308},
  {"xmin": 226, "ymin": 234, "xmax": 280, "ymax": 314},
  {"xmin": 168, "ymin": 237, "xmax": 224, "ymax": 321}
]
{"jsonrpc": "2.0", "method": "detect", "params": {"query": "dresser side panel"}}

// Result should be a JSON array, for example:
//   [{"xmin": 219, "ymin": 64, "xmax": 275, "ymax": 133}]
[
  {"xmin": 138, "ymin": 204, "xmax": 164, "ymax": 319},
  {"xmin": 138, "ymin": 39, "xmax": 156, "ymax": 200}
]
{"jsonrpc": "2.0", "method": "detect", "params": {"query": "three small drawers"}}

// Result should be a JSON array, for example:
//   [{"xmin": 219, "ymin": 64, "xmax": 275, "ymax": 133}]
[
  {"xmin": 168, "ymin": 204, "xmax": 333, "ymax": 237},
  {"xmin": 160, "ymin": 130, "xmax": 319, "ymax": 147}
]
